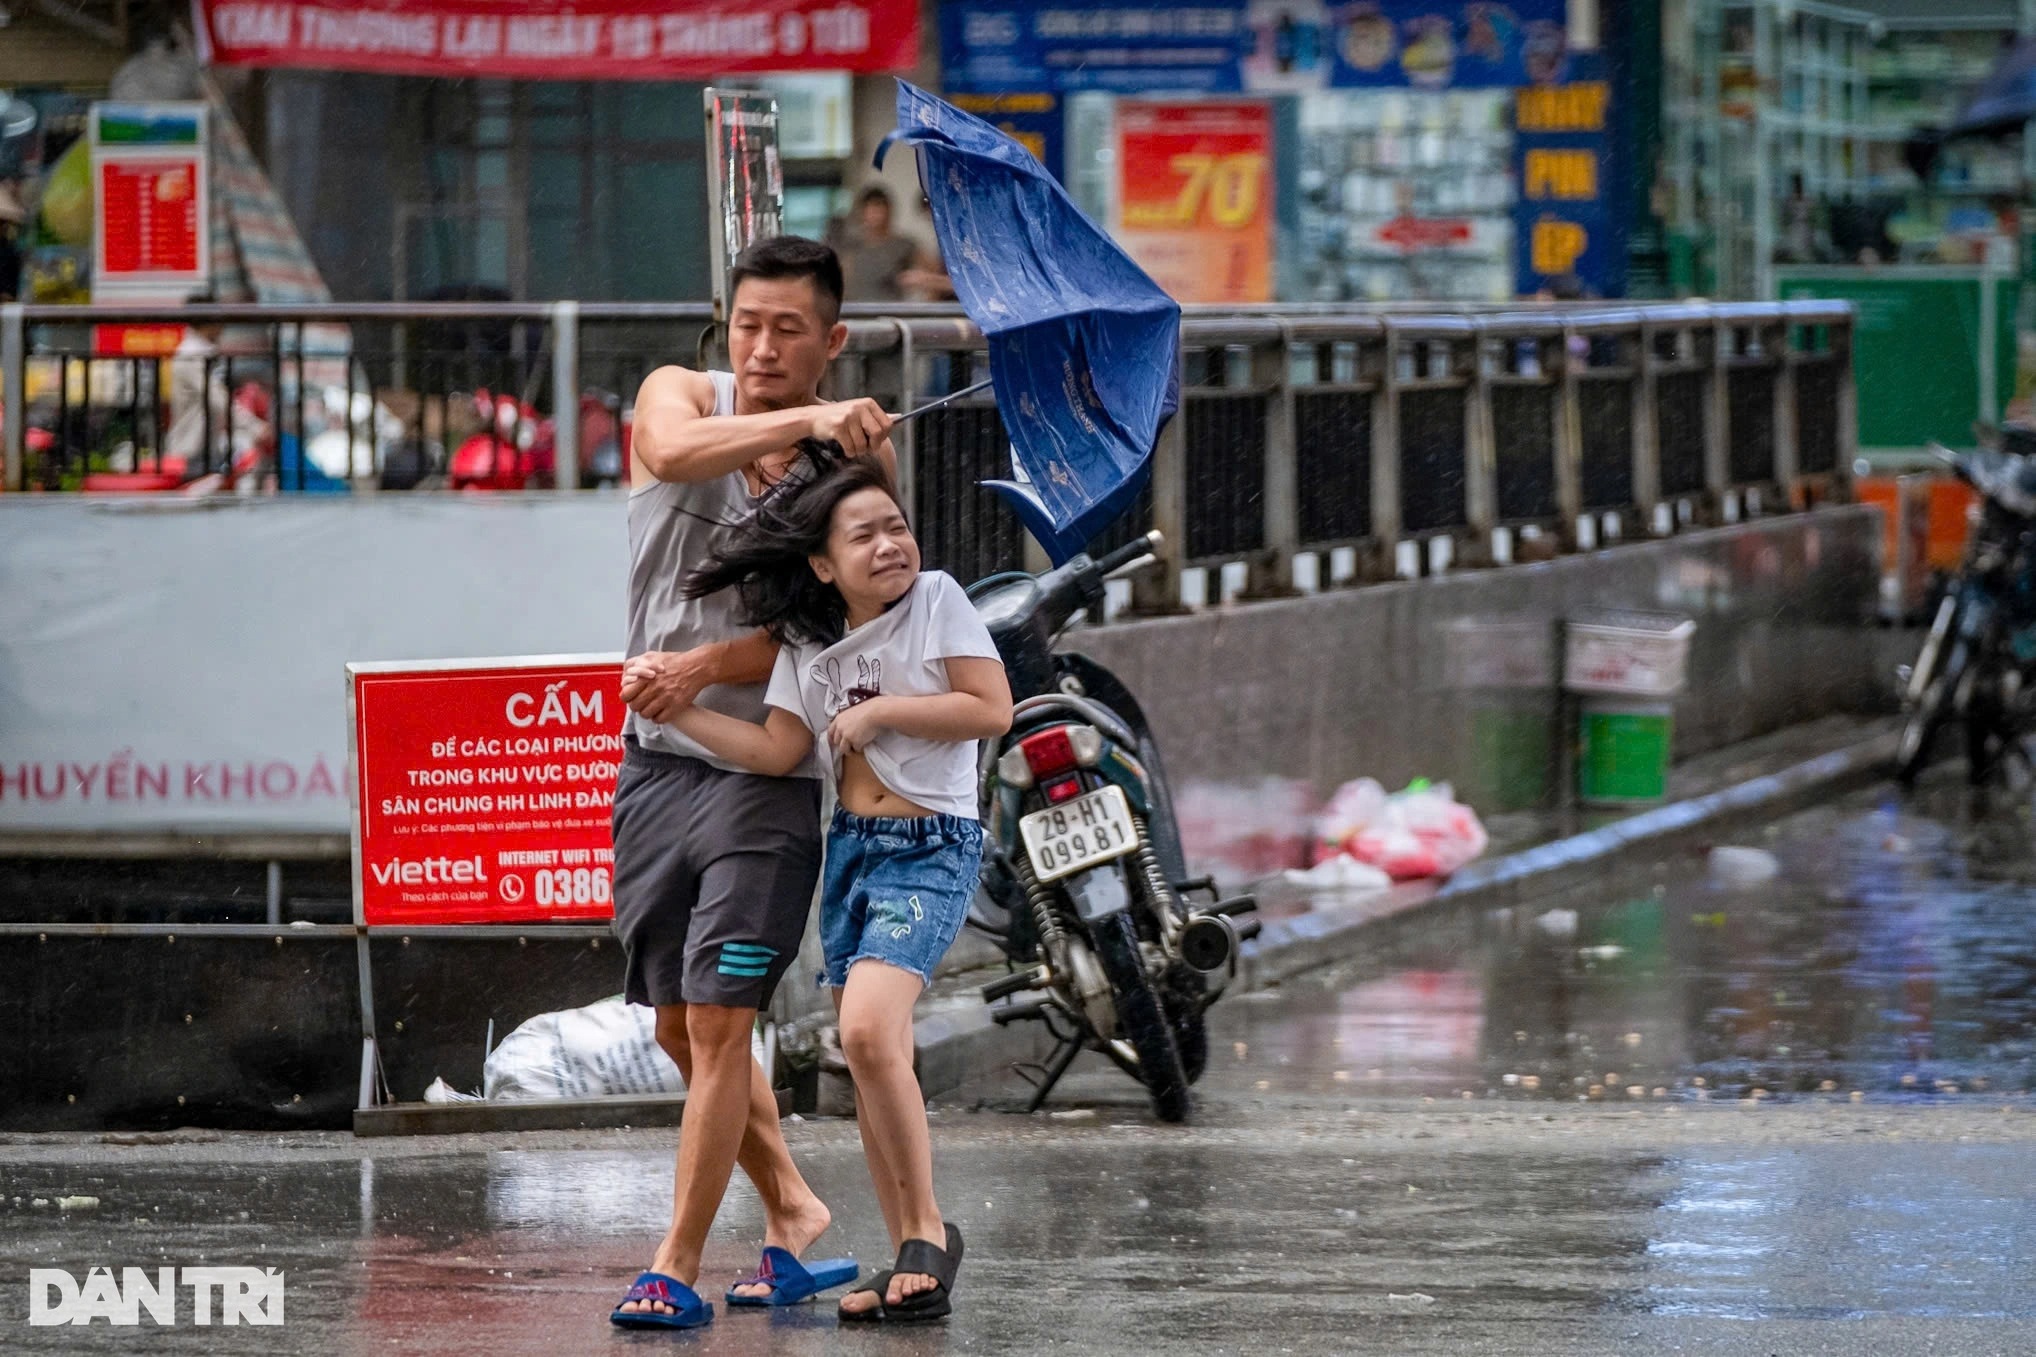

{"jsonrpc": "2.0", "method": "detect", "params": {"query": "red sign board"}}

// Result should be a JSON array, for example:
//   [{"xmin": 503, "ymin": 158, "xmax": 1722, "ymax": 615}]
[
  {"xmin": 1376, "ymin": 217, "xmax": 1474, "ymax": 251},
  {"xmin": 195, "ymin": 0, "xmax": 917, "ymax": 79},
  {"xmin": 349, "ymin": 658, "xmax": 624, "ymax": 927},
  {"xmin": 1116, "ymin": 101, "xmax": 1274, "ymax": 305},
  {"xmin": 93, "ymin": 324, "xmax": 187, "ymax": 358},
  {"xmin": 97, "ymin": 159, "xmax": 203, "ymax": 276}
]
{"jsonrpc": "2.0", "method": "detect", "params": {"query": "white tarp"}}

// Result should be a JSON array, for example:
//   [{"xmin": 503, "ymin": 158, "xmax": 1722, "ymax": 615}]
[{"xmin": 0, "ymin": 495, "xmax": 626, "ymax": 834}]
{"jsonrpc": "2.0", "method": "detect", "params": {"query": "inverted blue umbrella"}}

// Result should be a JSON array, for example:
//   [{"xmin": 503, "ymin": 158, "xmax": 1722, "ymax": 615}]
[{"xmin": 877, "ymin": 81, "xmax": 1181, "ymax": 564}]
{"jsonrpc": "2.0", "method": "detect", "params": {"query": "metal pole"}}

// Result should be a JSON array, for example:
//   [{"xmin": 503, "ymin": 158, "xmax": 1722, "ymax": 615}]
[
  {"xmin": 1705, "ymin": 316, "xmax": 1731, "ymax": 515},
  {"xmin": 356, "ymin": 930, "xmax": 380, "ymax": 1110},
  {"xmin": 552, "ymin": 301, "xmax": 580, "ymax": 490},
  {"xmin": 1463, "ymin": 333, "xmax": 1499, "ymax": 565},
  {"xmin": 266, "ymin": 861, "xmax": 283, "ymax": 926},
  {"xmin": 2, "ymin": 303, "xmax": 24, "ymax": 492},
  {"xmin": 1131, "ymin": 398, "xmax": 1186, "ymax": 613},
  {"xmin": 1369, "ymin": 320, "xmax": 1403, "ymax": 573},
  {"xmin": 1772, "ymin": 320, "xmax": 1799, "ymax": 498},
  {"xmin": 1554, "ymin": 329, "xmax": 1584, "ymax": 545},
  {"xmin": 1633, "ymin": 321, "xmax": 1663, "ymax": 530},
  {"xmin": 891, "ymin": 318, "xmax": 917, "ymax": 521},
  {"xmin": 1252, "ymin": 325, "xmax": 1299, "ymax": 594}
]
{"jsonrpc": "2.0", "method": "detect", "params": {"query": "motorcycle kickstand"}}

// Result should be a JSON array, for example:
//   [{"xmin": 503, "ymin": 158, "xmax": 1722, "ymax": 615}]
[{"xmin": 1022, "ymin": 1034, "xmax": 1086, "ymax": 1114}]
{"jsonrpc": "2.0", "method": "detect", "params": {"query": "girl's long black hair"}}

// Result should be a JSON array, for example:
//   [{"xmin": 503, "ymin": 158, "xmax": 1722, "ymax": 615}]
[{"xmin": 681, "ymin": 446, "xmax": 904, "ymax": 648}]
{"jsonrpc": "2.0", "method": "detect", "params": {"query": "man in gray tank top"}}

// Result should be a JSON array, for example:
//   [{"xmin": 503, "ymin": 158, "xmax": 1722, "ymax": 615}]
[{"xmin": 611, "ymin": 237, "xmax": 897, "ymax": 1326}]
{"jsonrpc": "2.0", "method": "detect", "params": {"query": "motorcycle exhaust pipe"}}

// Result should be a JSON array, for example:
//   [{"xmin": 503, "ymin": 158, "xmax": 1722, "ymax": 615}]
[{"xmin": 1180, "ymin": 913, "xmax": 1241, "ymax": 975}]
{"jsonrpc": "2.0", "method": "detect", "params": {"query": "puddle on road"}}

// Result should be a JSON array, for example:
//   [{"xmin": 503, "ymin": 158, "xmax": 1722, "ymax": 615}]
[{"xmin": 1230, "ymin": 776, "xmax": 2036, "ymax": 1102}]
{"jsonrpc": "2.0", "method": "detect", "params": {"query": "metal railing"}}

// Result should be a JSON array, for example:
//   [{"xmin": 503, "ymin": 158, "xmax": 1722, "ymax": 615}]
[{"xmin": 1, "ymin": 298, "xmax": 1855, "ymax": 597}]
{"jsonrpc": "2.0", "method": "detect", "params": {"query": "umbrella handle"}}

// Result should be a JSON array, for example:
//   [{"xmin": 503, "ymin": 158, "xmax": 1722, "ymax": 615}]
[{"xmin": 892, "ymin": 378, "xmax": 993, "ymax": 425}]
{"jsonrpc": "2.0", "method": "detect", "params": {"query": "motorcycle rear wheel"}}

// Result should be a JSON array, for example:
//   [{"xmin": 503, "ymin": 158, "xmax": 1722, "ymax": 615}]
[
  {"xmin": 1161, "ymin": 965, "xmax": 1210, "ymax": 1085},
  {"xmin": 1897, "ymin": 634, "xmax": 1968, "ymax": 786},
  {"xmin": 1091, "ymin": 911, "xmax": 1191, "ymax": 1123},
  {"xmin": 1964, "ymin": 664, "xmax": 2014, "ymax": 787}
]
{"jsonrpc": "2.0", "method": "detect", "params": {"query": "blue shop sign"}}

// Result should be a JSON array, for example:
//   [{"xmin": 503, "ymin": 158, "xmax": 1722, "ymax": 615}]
[
  {"xmin": 1510, "ymin": 53, "xmax": 1627, "ymax": 297},
  {"xmin": 950, "ymin": 91, "xmax": 1069, "ymax": 182},
  {"xmin": 941, "ymin": 2, "xmax": 1251, "ymax": 93},
  {"xmin": 941, "ymin": 0, "xmax": 1573, "ymax": 94}
]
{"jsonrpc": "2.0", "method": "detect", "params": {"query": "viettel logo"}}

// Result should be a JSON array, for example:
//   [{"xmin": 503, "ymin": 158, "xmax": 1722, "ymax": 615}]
[{"xmin": 29, "ymin": 1267, "xmax": 284, "ymax": 1327}]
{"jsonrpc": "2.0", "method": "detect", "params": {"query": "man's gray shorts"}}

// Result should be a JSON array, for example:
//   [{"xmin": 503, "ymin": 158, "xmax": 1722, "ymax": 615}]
[{"xmin": 611, "ymin": 738, "xmax": 822, "ymax": 1010}]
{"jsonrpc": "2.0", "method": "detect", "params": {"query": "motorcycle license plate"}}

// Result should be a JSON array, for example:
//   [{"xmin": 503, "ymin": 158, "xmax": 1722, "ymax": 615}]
[{"xmin": 1020, "ymin": 785, "xmax": 1139, "ymax": 883}]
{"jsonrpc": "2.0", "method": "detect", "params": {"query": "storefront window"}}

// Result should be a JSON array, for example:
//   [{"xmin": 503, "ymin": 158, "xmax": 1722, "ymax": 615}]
[
  {"xmin": 1293, "ymin": 88, "xmax": 1514, "ymax": 301},
  {"xmin": 943, "ymin": 0, "xmax": 1624, "ymax": 302},
  {"xmin": 265, "ymin": 73, "xmax": 716, "ymax": 300}
]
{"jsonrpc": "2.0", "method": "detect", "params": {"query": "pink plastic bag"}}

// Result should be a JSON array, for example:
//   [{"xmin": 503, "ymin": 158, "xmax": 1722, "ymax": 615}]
[
  {"xmin": 1313, "ymin": 777, "xmax": 1387, "ymax": 865},
  {"xmin": 1321, "ymin": 780, "xmax": 1488, "ymax": 881}
]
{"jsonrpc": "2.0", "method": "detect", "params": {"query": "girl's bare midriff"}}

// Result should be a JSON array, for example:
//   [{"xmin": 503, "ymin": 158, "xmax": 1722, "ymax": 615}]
[{"xmin": 838, "ymin": 750, "xmax": 937, "ymax": 819}]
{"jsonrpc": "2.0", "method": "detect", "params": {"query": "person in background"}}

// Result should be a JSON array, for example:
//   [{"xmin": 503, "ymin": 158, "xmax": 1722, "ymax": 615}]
[
  {"xmin": 164, "ymin": 292, "xmax": 232, "ymax": 473},
  {"xmin": 839, "ymin": 187, "xmax": 953, "ymax": 304},
  {"xmin": 901, "ymin": 195, "xmax": 955, "ymax": 303}
]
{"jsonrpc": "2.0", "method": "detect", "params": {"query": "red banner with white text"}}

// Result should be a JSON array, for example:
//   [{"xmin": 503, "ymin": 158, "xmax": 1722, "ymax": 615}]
[
  {"xmin": 193, "ymin": 0, "xmax": 918, "ymax": 79},
  {"xmin": 350, "ymin": 659, "xmax": 624, "ymax": 927}
]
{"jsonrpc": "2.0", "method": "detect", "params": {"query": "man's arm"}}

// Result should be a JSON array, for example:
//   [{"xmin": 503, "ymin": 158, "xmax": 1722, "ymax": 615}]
[
  {"xmin": 712, "ymin": 630, "xmax": 780, "ymax": 685},
  {"xmin": 629, "ymin": 365, "xmax": 897, "ymax": 485}
]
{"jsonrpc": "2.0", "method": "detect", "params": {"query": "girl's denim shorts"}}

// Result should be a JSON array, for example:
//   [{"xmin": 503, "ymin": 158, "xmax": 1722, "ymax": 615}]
[{"xmin": 819, "ymin": 810, "xmax": 984, "ymax": 988}]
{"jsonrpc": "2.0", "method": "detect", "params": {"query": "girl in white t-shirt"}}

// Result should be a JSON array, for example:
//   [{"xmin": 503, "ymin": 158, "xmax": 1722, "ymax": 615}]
[{"xmin": 672, "ymin": 456, "xmax": 1012, "ymax": 1324}]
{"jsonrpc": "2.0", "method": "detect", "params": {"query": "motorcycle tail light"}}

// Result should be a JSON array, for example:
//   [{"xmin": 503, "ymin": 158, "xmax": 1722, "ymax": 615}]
[
  {"xmin": 1043, "ymin": 775, "xmax": 1084, "ymax": 805},
  {"xmin": 996, "ymin": 743, "xmax": 1035, "ymax": 790},
  {"xmin": 1018, "ymin": 724, "xmax": 1104, "ymax": 781},
  {"xmin": 1021, "ymin": 727, "xmax": 1078, "ymax": 779}
]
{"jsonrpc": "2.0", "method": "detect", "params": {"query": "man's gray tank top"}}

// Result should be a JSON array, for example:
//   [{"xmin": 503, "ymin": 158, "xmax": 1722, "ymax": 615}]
[{"xmin": 625, "ymin": 370, "xmax": 818, "ymax": 777}]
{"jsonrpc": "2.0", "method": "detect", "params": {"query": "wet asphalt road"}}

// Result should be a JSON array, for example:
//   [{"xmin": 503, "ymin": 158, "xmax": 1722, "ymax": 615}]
[{"xmin": 6, "ymin": 772, "xmax": 2036, "ymax": 1355}]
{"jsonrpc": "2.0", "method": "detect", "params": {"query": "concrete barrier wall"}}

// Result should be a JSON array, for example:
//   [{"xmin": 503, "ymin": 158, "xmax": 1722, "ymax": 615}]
[
  {"xmin": 0, "ymin": 503, "xmax": 1885, "ymax": 1127},
  {"xmin": 1067, "ymin": 507, "xmax": 1885, "ymax": 879},
  {"xmin": 0, "ymin": 494, "xmax": 1879, "ymax": 854},
  {"xmin": 0, "ymin": 494, "xmax": 628, "ymax": 836}
]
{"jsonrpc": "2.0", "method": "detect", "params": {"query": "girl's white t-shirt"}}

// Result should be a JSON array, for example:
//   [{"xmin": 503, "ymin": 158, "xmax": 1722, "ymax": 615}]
[{"xmin": 764, "ymin": 570, "xmax": 1003, "ymax": 819}]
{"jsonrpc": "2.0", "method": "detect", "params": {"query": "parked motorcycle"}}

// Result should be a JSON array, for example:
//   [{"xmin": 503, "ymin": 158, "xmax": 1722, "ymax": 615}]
[
  {"xmin": 449, "ymin": 389, "xmax": 551, "ymax": 491},
  {"xmin": 448, "ymin": 388, "xmax": 632, "ymax": 490},
  {"xmin": 965, "ymin": 531, "xmax": 1260, "ymax": 1122},
  {"xmin": 1896, "ymin": 438, "xmax": 2036, "ymax": 786}
]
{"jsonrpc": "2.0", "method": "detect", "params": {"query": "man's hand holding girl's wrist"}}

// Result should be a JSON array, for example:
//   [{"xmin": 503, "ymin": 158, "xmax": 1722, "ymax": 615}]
[{"xmin": 621, "ymin": 642, "xmax": 724, "ymax": 723}]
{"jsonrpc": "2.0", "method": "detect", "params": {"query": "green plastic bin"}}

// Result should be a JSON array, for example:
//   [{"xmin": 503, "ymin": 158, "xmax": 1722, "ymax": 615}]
[
  {"xmin": 1464, "ymin": 697, "xmax": 1554, "ymax": 813},
  {"xmin": 1576, "ymin": 701, "xmax": 1675, "ymax": 805}
]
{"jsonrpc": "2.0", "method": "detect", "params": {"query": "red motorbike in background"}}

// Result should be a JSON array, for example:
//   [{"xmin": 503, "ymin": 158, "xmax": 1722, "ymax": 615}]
[{"xmin": 448, "ymin": 388, "xmax": 631, "ymax": 491}]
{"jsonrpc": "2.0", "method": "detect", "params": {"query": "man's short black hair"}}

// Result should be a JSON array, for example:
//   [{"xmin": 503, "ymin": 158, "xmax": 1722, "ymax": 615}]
[
  {"xmin": 728, "ymin": 236, "xmax": 844, "ymax": 325},
  {"xmin": 855, "ymin": 185, "xmax": 892, "ymax": 212}
]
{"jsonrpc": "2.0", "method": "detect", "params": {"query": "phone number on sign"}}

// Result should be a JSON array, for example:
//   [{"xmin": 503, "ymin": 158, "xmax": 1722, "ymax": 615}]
[{"xmin": 515, "ymin": 866, "xmax": 613, "ymax": 907}]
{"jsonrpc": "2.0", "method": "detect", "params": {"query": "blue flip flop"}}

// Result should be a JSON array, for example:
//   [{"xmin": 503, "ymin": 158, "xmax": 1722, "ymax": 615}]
[
  {"xmin": 725, "ymin": 1246, "xmax": 859, "ymax": 1307},
  {"xmin": 611, "ymin": 1271, "xmax": 713, "ymax": 1329}
]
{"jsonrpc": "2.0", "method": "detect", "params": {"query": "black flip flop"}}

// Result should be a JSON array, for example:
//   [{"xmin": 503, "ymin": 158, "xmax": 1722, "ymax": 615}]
[{"xmin": 838, "ymin": 1223, "xmax": 963, "ymax": 1324}]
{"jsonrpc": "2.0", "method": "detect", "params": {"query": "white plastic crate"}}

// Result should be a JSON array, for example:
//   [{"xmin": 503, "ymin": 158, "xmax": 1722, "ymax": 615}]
[
  {"xmin": 1444, "ymin": 618, "xmax": 1556, "ymax": 690},
  {"xmin": 1563, "ymin": 612, "xmax": 1695, "ymax": 697}
]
